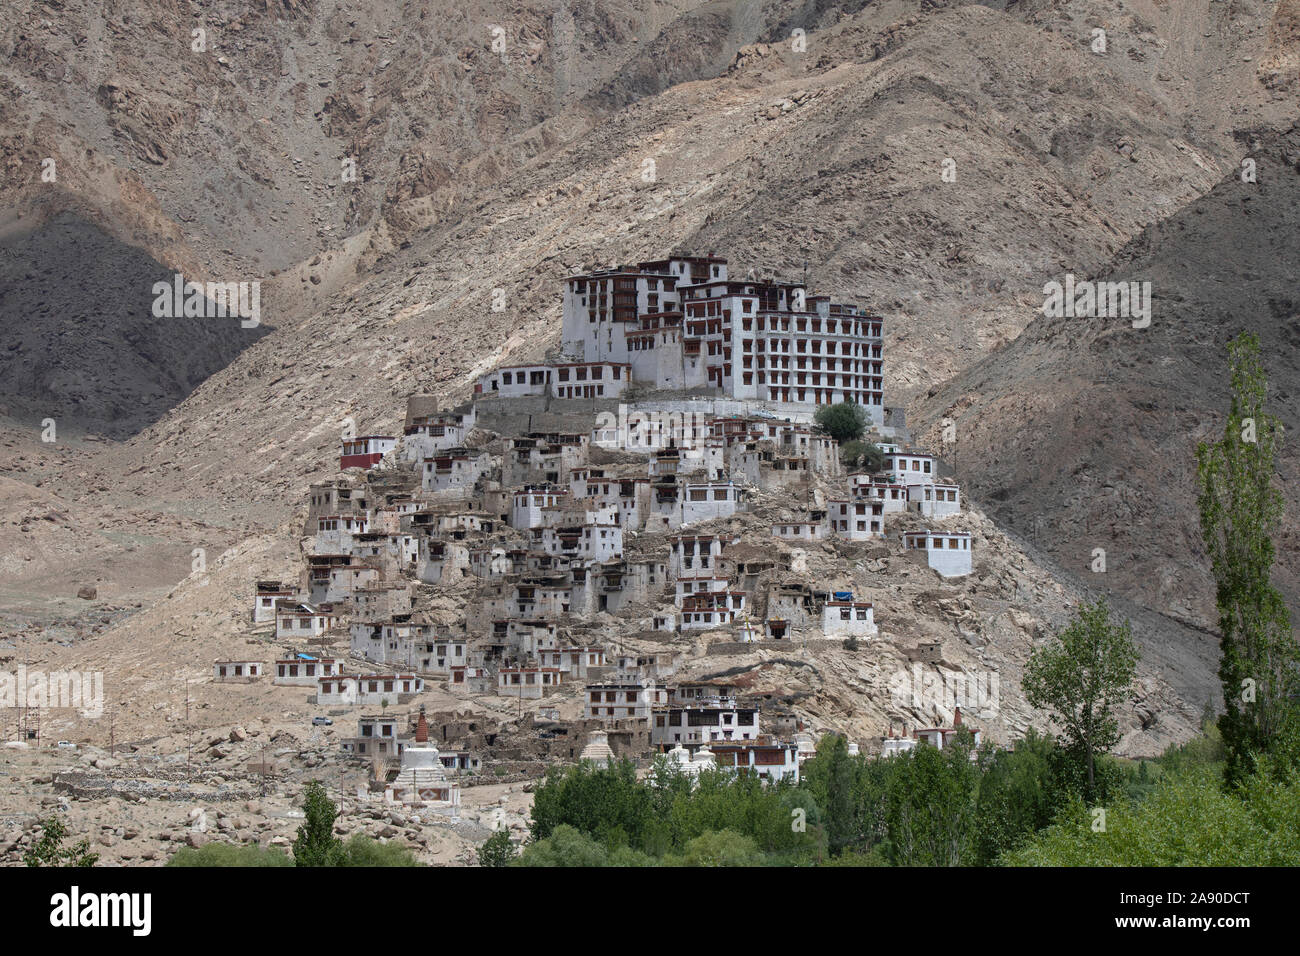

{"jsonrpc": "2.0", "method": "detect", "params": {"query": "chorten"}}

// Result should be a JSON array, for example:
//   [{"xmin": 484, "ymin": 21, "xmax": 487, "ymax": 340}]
[
  {"xmin": 579, "ymin": 729, "xmax": 615, "ymax": 764},
  {"xmin": 388, "ymin": 705, "xmax": 459, "ymax": 811}
]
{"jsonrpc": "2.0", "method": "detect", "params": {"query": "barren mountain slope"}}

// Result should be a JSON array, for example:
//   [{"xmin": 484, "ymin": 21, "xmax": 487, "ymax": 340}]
[
  {"xmin": 1, "ymin": 0, "xmax": 1297, "ymax": 746},
  {"xmin": 914, "ymin": 124, "xmax": 1300, "ymax": 636},
  {"xmin": 61, "ymin": 0, "xmax": 1300, "ymax": 517},
  {"xmin": 0, "ymin": 213, "xmax": 268, "ymax": 437}
]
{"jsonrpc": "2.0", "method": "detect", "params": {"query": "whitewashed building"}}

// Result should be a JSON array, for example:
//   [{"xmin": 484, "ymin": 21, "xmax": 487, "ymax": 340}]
[
  {"xmin": 584, "ymin": 679, "xmax": 667, "ymax": 721},
  {"xmin": 318, "ymin": 673, "xmax": 424, "ymax": 707},
  {"xmin": 274, "ymin": 654, "xmax": 344, "ymax": 686},
  {"xmin": 903, "ymin": 530, "xmax": 973, "ymax": 577},
  {"xmin": 908, "ymin": 482, "xmax": 961, "ymax": 518},
  {"xmin": 821, "ymin": 600, "xmax": 877, "ymax": 639}
]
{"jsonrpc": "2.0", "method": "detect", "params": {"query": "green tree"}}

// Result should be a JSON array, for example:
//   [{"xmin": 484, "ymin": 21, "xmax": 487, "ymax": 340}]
[
  {"xmin": 23, "ymin": 816, "xmax": 98, "ymax": 867},
  {"xmin": 882, "ymin": 731, "xmax": 980, "ymax": 865},
  {"xmin": 1003, "ymin": 763, "xmax": 1300, "ymax": 866},
  {"xmin": 477, "ymin": 828, "xmax": 516, "ymax": 867},
  {"xmin": 972, "ymin": 728, "xmax": 1065, "ymax": 864},
  {"xmin": 292, "ymin": 780, "xmax": 345, "ymax": 867},
  {"xmin": 529, "ymin": 758, "xmax": 652, "ymax": 849},
  {"xmin": 515, "ymin": 824, "xmax": 655, "ymax": 866},
  {"xmin": 815, "ymin": 401, "xmax": 868, "ymax": 444},
  {"xmin": 1021, "ymin": 599, "xmax": 1139, "ymax": 799},
  {"xmin": 1195, "ymin": 331, "xmax": 1298, "ymax": 787},
  {"xmin": 802, "ymin": 734, "xmax": 856, "ymax": 855}
]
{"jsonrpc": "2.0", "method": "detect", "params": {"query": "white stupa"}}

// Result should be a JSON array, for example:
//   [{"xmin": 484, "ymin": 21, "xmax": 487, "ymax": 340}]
[
  {"xmin": 665, "ymin": 742, "xmax": 715, "ymax": 777},
  {"xmin": 387, "ymin": 706, "xmax": 460, "ymax": 811},
  {"xmin": 580, "ymin": 729, "xmax": 615, "ymax": 764}
]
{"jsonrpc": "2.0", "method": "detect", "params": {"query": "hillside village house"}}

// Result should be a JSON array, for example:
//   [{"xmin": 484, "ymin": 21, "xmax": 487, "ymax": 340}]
[
  {"xmin": 909, "ymin": 481, "xmax": 961, "ymax": 518},
  {"xmin": 884, "ymin": 450, "xmax": 935, "ymax": 485},
  {"xmin": 253, "ymin": 580, "xmax": 295, "ymax": 624},
  {"xmin": 339, "ymin": 435, "xmax": 396, "ymax": 471},
  {"xmin": 826, "ymin": 497, "xmax": 884, "ymax": 539},
  {"xmin": 274, "ymin": 654, "xmax": 344, "ymax": 686},
  {"xmin": 274, "ymin": 602, "xmax": 341, "ymax": 640},
  {"xmin": 475, "ymin": 361, "xmax": 632, "ymax": 400},
  {"xmin": 851, "ymin": 474, "xmax": 909, "ymax": 513},
  {"xmin": 319, "ymin": 673, "xmax": 425, "ymax": 707},
  {"xmin": 213, "ymin": 660, "xmax": 264, "ymax": 681},
  {"xmin": 421, "ymin": 449, "xmax": 492, "ymax": 494},
  {"xmin": 709, "ymin": 739, "xmax": 801, "ymax": 783},
  {"xmin": 585, "ymin": 679, "xmax": 667, "ymax": 721},
  {"xmin": 341, "ymin": 715, "xmax": 407, "ymax": 757},
  {"xmin": 497, "ymin": 666, "xmax": 564, "ymax": 699},
  {"xmin": 822, "ymin": 600, "xmax": 877, "ymax": 639},
  {"xmin": 652, "ymin": 701, "xmax": 760, "ymax": 748},
  {"xmin": 904, "ymin": 530, "xmax": 973, "ymax": 578},
  {"xmin": 402, "ymin": 405, "xmax": 476, "ymax": 460}
]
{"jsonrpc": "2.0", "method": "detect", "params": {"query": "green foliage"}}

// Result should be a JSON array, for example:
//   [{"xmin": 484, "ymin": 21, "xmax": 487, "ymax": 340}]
[
  {"xmin": 1022, "ymin": 599, "xmax": 1139, "ymax": 799},
  {"xmin": 1155, "ymin": 715, "xmax": 1226, "ymax": 780},
  {"xmin": 801, "ymin": 734, "xmax": 857, "ymax": 855},
  {"xmin": 1003, "ymin": 765, "xmax": 1300, "ymax": 866},
  {"xmin": 167, "ymin": 833, "xmax": 415, "ymax": 868},
  {"xmin": 515, "ymin": 825, "xmax": 656, "ymax": 867},
  {"xmin": 477, "ymin": 828, "xmax": 516, "ymax": 867},
  {"xmin": 528, "ymin": 756, "xmax": 821, "ymax": 863},
  {"xmin": 882, "ymin": 732, "xmax": 981, "ymax": 866},
  {"xmin": 292, "ymin": 780, "xmax": 346, "ymax": 867},
  {"xmin": 1195, "ymin": 331, "xmax": 1298, "ymax": 787},
  {"xmin": 661, "ymin": 829, "xmax": 764, "ymax": 867},
  {"xmin": 818, "ymin": 845, "xmax": 890, "ymax": 867},
  {"xmin": 529, "ymin": 758, "xmax": 654, "ymax": 849},
  {"xmin": 838, "ymin": 440, "xmax": 884, "ymax": 472},
  {"xmin": 23, "ymin": 815, "xmax": 98, "ymax": 867},
  {"xmin": 860, "ymin": 442, "xmax": 886, "ymax": 473},
  {"xmin": 338, "ymin": 835, "xmax": 420, "ymax": 867},
  {"xmin": 815, "ymin": 401, "xmax": 868, "ymax": 444},
  {"xmin": 972, "ymin": 729, "xmax": 1067, "ymax": 864},
  {"xmin": 166, "ymin": 842, "xmax": 293, "ymax": 867}
]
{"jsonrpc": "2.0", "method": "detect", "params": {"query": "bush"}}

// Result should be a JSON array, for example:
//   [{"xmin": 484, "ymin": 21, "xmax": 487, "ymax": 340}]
[
  {"xmin": 477, "ymin": 828, "xmax": 516, "ymax": 867},
  {"xmin": 339, "ymin": 835, "xmax": 420, "ymax": 866},
  {"xmin": 661, "ymin": 829, "xmax": 764, "ymax": 867},
  {"xmin": 23, "ymin": 816, "xmax": 98, "ymax": 868},
  {"xmin": 292, "ymin": 780, "xmax": 345, "ymax": 866},
  {"xmin": 515, "ymin": 825, "xmax": 655, "ymax": 867},
  {"xmin": 1002, "ymin": 765, "xmax": 1300, "ymax": 866},
  {"xmin": 166, "ymin": 843, "xmax": 293, "ymax": 867}
]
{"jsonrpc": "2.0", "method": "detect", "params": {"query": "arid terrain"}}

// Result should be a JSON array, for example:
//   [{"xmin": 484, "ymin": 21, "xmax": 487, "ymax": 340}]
[{"xmin": 2, "ymin": 0, "xmax": 1298, "ymax": 863}]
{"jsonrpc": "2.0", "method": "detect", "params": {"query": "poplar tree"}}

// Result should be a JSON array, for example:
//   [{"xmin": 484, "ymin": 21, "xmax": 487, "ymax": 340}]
[
  {"xmin": 1196, "ymin": 331, "xmax": 1297, "ymax": 787},
  {"xmin": 293, "ymin": 780, "xmax": 345, "ymax": 866}
]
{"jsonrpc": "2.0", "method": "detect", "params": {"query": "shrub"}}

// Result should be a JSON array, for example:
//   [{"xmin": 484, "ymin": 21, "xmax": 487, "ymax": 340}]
[{"xmin": 166, "ymin": 843, "xmax": 293, "ymax": 867}]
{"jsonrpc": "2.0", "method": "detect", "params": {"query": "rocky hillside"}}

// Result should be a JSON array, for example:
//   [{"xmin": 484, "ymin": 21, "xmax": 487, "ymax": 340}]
[
  {"xmin": 0, "ymin": 212, "xmax": 267, "ymax": 438},
  {"xmin": 914, "ymin": 123, "xmax": 1300, "ymax": 633},
  {"xmin": 1, "ymin": 0, "xmax": 1298, "ymax": 749}
]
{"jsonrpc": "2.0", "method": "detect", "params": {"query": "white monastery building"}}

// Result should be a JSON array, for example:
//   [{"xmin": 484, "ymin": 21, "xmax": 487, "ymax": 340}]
[{"xmin": 481, "ymin": 255, "xmax": 890, "ymax": 417}]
